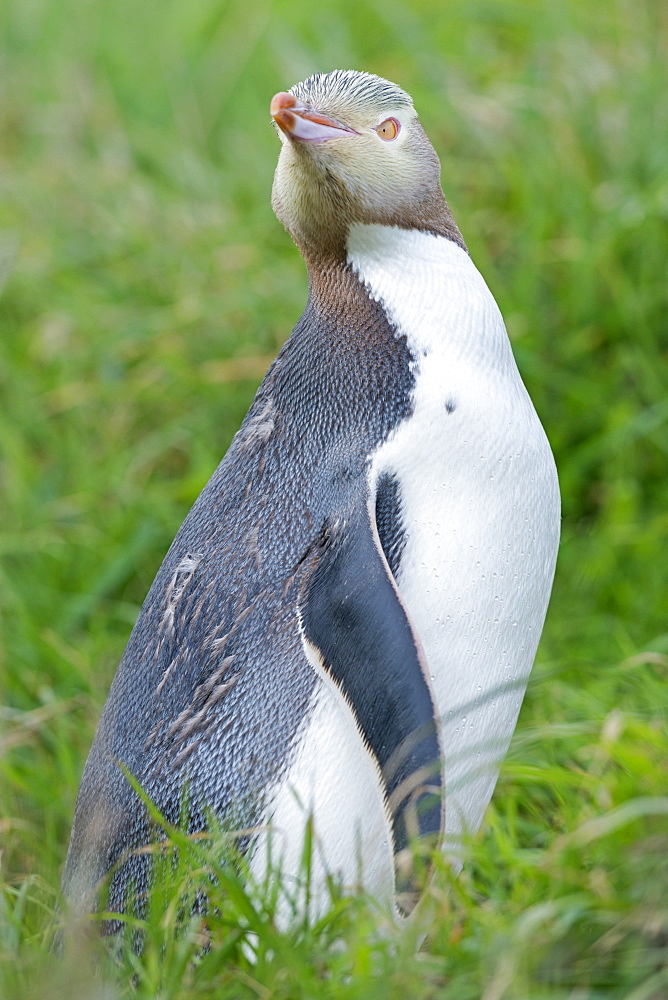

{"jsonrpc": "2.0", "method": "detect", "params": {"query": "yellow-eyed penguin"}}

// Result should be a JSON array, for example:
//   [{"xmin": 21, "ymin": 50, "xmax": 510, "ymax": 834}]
[{"xmin": 63, "ymin": 70, "xmax": 560, "ymax": 923}]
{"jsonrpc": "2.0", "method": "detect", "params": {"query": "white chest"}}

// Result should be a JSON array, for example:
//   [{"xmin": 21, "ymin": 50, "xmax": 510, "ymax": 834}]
[{"xmin": 348, "ymin": 225, "xmax": 560, "ymax": 854}]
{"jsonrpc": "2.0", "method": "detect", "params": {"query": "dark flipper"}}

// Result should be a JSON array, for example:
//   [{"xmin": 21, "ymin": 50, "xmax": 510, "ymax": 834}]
[{"xmin": 299, "ymin": 489, "xmax": 443, "ymax": 913}]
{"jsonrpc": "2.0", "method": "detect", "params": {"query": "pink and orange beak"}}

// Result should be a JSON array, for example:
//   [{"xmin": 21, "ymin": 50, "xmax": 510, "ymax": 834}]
[{"xmin": 270, "ymin": 91, "xmax": 357, "ymax": 143}]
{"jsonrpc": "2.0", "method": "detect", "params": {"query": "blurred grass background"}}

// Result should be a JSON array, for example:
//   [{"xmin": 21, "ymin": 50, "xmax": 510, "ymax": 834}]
[{"xmin": 1, "ymin": 0, "xmax": 667, "ymax": 996}]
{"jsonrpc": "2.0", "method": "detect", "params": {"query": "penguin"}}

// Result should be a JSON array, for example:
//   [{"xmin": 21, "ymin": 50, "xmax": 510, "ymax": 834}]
[{"xmin": 63, "ymin": 70, "xmax": 560, "ymax": 924}]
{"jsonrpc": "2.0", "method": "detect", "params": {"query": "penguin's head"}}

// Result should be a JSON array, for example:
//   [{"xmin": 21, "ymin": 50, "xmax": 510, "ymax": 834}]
[{"xmin": 271, "ymin": 70, "xmax": 463, "ymax": 262}]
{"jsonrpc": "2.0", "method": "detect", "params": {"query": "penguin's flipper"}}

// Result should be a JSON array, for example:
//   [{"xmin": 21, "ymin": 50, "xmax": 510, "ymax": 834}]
[{"xmin": 299, "ymin": 493, "xmax": 443, "ymax": 912}]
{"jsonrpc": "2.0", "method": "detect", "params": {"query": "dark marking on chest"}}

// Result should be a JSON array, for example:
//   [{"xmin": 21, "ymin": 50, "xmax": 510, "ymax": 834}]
[{"xmin": 375, "ymin": 472, "xmax": 407, "ymax": 579}]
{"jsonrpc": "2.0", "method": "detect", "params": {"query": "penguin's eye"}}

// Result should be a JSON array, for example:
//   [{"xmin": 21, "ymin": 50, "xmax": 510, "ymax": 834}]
[{"xmin": 375, "ymin": 118, "xmax": 400, "ymax": 141}]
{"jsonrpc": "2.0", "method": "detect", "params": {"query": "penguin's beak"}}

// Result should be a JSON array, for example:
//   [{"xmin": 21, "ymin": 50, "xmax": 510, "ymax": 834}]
[{"xmin": 271, "ymin": 92, "xmax": 357, "ymax": 143}]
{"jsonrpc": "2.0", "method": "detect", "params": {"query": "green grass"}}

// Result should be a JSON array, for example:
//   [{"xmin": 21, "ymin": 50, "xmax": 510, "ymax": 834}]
[{"xmin": 1, "ymin": 0, "xmax": 667, "ymax": 995}]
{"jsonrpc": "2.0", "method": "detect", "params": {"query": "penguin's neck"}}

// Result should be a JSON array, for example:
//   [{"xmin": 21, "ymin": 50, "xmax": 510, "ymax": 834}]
[{"xmin": 288, "ymin": 185, "xmax": 466, "ymax": 275}]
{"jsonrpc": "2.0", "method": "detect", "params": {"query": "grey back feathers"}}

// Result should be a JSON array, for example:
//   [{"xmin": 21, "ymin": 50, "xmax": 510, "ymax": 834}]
[{"xmin": 64, "ymin": 264, "xmax": 419, "ymax": 917}]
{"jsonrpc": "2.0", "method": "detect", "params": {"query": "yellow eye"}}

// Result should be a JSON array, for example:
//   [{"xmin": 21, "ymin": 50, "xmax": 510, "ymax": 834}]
[{"xmin": 375, "ymin": 118, "xmax": 400, "ymax": 141}]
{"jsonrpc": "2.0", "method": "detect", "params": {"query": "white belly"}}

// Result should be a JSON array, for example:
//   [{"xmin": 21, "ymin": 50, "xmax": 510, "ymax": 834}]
[{"xmin": 350, "ymin": 224, "xmax": 560, "ymax": 862}]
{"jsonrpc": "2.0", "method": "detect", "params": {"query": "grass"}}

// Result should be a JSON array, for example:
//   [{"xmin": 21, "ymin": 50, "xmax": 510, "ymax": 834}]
[{"xmin": 1, "ymin": 0, "xmax": 667, "ymax": 995}]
